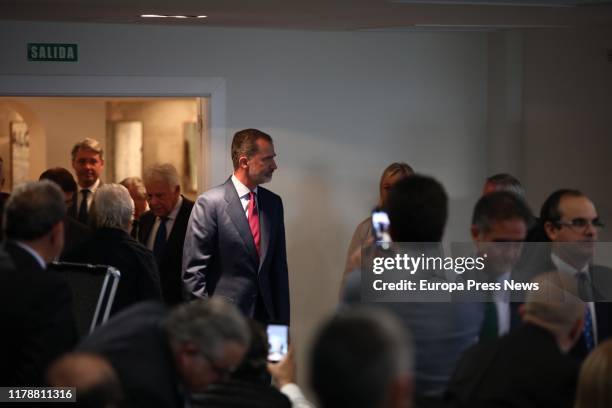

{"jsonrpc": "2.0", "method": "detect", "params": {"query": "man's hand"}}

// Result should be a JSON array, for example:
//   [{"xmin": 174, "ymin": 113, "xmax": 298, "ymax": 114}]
[{"xmin": 267, "ymin": 347, "xmax": 296, "ymax": 388}]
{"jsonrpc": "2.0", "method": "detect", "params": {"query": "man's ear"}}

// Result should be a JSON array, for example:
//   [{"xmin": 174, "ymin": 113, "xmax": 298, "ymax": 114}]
[
  {"xmin": 470, "ymin": 225, "xmax": 481, "ymax": 242},
  {"xmin": 238, "ymin": 155, "xmax": 249, "ymax": 169},
  {"xmin": 176, "ymin": 343, "xmax": 198, "ymax": 366},
  {"xmin": 387, "ymin": 374, "xmax": 412, "ymax": 408},
  {"xmin": 544, "ymin": 221, "xmax": 557, "ymax": 241},
  {"xmin": 518, "ymin": 303, "xmax": 526, "ymax": 318}
]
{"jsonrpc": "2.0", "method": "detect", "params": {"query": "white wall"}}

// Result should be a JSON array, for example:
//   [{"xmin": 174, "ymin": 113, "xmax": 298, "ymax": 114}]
[
  {"xmin": 0, "ymin": 20, "xmax": 488, "ymax": 392},
  {"xmin": 522, "ymin": 27, "xmax": 612, "ymax": 240},
  {"xmin": 0, "ymin": 97, "xmax": 107, "ymax": 180}
]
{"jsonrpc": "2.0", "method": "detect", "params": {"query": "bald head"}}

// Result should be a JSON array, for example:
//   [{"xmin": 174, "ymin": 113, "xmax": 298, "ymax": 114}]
[{"xmin": 48, "ymin": 353, "xmax": 122, "ymax": 407}]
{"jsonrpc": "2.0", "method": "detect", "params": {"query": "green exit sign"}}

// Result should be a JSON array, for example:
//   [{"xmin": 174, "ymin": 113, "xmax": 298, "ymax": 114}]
[{"xmin": 27, "ymin": 43, "xmax": 78, "ymax": 62}]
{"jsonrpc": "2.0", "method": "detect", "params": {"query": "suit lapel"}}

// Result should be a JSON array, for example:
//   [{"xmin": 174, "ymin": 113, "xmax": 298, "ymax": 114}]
[
  {"xmin": 258, "ymin": 190, "xmax": 271, "ymax": 268},
  {"xmin": 138, "ymin": 213, "xmax": 156, "ymax": 246},
  {"xmin": 67, "ymin": 195, "xmax": 77, "ymax": 218},
  {"xmin": 223, "ymin": 180, "xmax": 259, "ymax": 266},
  {"xmin": 166, "ymin": 198, "xmax": 189, "ymax": 248}
]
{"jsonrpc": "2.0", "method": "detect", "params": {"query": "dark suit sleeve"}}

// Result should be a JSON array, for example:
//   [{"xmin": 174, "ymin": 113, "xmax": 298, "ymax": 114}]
[
  {"xmin": 182, "ymin": 194, "xmax": 218, "ymax": 299},
  {"xmin": 272, "ymin": 198, "xmax": 290, "ymax": 324},
  {"xmin": 16, "ymin": 278, "xmax": 77, "ymax": 385}
]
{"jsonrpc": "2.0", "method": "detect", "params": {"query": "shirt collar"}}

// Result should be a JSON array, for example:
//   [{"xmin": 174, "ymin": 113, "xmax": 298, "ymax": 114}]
[
  {"xmin": 231, "ymin": 174, "xmax": 258, "ymax": 198},
  {"xmin": 551, "ymin": 252, "xmax": 589, "ymax": 276},
  {"xmin": 165, "ymin": 195, "xmax": 183, "ymax": 221},
  {"xmin": 15, "ymin": 241, "xmax": 47, "ymax": 269},
  {"xmin": 79, "ymin": 177, "xmax": 101, "ymax": 193}
]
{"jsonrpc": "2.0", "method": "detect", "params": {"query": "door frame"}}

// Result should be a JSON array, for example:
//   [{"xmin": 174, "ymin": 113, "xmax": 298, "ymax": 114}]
[{"xmin": 0, "ymin": 74, "xmax": 227, "ymax": 189}]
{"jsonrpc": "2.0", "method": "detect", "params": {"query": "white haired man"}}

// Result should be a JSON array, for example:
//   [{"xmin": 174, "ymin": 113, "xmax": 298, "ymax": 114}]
[
  {"xmin": 138, "ymin": 164, "xmax": 194, "ymax": 306},
  {"xmin": 65, "ymin": 184, "xmax": 161, "ymax": 315}
]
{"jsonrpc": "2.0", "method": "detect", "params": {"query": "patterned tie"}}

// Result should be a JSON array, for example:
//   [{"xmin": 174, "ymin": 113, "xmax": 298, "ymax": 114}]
[
  {"xmin": 77, "ymin": 189, "xmax": 89, "ymax": 224},
  {"xmin": 577, "ymin": 272, "xmax": 596, "ymax": 352},
  {"xmin": 153, "ymin": 216, "xmax": 168, "ymax": 263},
  {"xmin": 583, "ymin": 305, "xmax": 595, "ymax": 352},
  {"xmin": 248, "ymin": 191, "xmax": 261, "ymax": 258}
]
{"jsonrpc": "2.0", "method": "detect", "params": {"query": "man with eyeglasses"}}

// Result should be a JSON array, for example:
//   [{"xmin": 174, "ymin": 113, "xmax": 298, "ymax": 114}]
[
  {"xmin": 79, "ymin": 298, "xmax": 250, "ymax": 408},
  {"xmin": 538, "ymin": 189, "xmax": 612, "ymax": 359}
]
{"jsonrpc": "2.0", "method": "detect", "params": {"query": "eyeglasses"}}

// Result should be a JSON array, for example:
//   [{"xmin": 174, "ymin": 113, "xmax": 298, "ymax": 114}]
[
  {"xmin": 555, "ymin": 218, "xmax": 605, "ymax": 232},
  {"xmin": 198, "ymin": 353, "xmax": 237, "ymax": 380}
]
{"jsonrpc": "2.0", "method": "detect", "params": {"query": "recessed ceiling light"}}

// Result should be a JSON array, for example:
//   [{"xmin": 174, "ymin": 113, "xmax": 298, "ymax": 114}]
[{"xmin": 140, "ymin": 14, "xmax": 207, "ymax": 19}]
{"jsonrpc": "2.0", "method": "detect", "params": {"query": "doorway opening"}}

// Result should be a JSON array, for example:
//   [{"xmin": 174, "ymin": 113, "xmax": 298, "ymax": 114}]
[{"xmin": 0, "ymin": 96, "xmax": 208, "ymax": 201}]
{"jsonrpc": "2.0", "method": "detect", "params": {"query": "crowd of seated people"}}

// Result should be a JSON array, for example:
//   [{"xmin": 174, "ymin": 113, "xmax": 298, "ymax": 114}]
[{"xmin": 2, "ymin": 135, "xmax": 612, "ymax": 408}]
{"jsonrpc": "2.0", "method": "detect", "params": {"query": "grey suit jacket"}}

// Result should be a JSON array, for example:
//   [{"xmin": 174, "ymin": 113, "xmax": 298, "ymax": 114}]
[{"xmin": 182, "ymin": 178, "xmax": 290, "ymax": 324}]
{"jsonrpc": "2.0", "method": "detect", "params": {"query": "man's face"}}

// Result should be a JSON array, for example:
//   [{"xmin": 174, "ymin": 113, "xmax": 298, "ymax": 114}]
[
  {"xmin": 545, "ymin": 195, "xmax": 599, "ymax": 266},
  {"xmin": 146, "ymin": 181, "xmax": 180, "ymax": 218},
  {"xmin": 245, "ymin": 139, "xmax": 277, "ymax": 186},
  {"xmin": 472, "ymin": 217, "xmax": 527, "ymax": 277},
  {"xmin": 177, "ymin": 342, "xmax": 246, "ymax": 393},
  {"xmin": 72, "ymin": 149, "xmax": 104, "ymax": 188}
]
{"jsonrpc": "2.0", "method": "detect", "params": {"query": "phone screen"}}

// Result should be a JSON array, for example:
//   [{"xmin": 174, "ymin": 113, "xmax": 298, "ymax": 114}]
[
  {"xmin": 267, "ymin": 324, "xmax": 289, "ymax": 363},
  {"xmin": 372, "ymin": 210, "xmax": 392, "ymax": 249}
]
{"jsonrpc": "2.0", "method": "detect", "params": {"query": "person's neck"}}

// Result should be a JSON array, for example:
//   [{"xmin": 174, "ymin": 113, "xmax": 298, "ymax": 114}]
[
  {"xmin": 233, "ymin": 171, "xmax": 257, "ymax": 190},
  {"xmin": 522, "ymin": 315, "xmax": 569, "ymax": 353},
  {"xmin": 18, "ymin": 239, "xmax": 53, "ymax": 265},
  {"xmin": 552, "ymin": 247, "xmax": 589, "ymax": 271}
]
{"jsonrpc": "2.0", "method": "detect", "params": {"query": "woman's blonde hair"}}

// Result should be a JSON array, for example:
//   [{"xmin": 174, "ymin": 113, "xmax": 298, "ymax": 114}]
[{"xmin": 575, "ymin": 339, "xmax": 612, "ymax": 408}]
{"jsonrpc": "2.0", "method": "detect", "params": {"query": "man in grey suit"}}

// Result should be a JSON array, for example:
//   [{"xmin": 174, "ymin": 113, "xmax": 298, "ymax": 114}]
[{"xmin": 183, "ymin": 129, "xmax": 290, "ymax": 324}]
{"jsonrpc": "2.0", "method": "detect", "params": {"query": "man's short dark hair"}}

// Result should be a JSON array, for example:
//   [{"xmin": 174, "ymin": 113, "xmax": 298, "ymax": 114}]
[
  {"xmin": 4, "ymin": 180, "xmax": 66, "ymax": 241},
  {"xmin": 484, "ymin": 173, "xmax": 525, "ymax": 199},
  {"xmin": 310, "ymin": 308, "xmax": 411, "ymax": 408},
  {"xmin": 472, "ymin": 191, "xmax": 533, "ymax": 232},
  {"xmin": 39, "ymin": 167, "xmax": 77, "ymax": 194},
  {"xmin": 231, "ymin": 129, "xmax": 273, "ymax": 170},
  {"xmin": 540, "ymin": 189, "xmax": 584, "ymax": 223},
  {"xmin": 387, "ymin": 175, "xmax": 447, "ymax": 242}
]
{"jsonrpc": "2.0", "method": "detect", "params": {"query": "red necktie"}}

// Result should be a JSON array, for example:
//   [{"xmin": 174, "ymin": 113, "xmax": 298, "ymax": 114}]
[{"xmin": 248, "ymin": 191, "xmax": 261, "ymax": 257}]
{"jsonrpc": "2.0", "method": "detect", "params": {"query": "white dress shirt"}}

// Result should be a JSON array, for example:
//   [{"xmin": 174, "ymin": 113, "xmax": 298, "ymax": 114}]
[
  {"xmin": 551, "ymin": 253, "xmax": 598, "ymax": 343},
  {"xmin": 76, "ymin": 178, "xmax": 101, "ymax": 212},
  {"xmin": 231, "ymin": 174, "xmax": 258, "ymax": 218},
  {"xmin": 146, "ymin": 196, "xmax": 184, "ymax": 251}
]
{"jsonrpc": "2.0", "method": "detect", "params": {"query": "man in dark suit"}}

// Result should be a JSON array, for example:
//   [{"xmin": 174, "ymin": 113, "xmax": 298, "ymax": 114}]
[
  {"xmin": 0, "ymin": 180, "xmax": 78, "ymax": 385},
  {"xmin": 66, "ymin": 183, "xmax": 162, "ymax": 315},
  {"xmin": 470, "ymin": 191, "xmax": 532, "ymax": 339},
  {"xmin": 39, "ymin": 167, "xmax": 93, "ymax": 259},
  {"xmin": 183, "ymin": 129, "xmax": 290, "ymax": 324},
  {"xmin": 516, "ymin": 189, "xmax": 612, "ymax": 359},
  {"xmin": 447, "ymin": 273, "xmax": 584, "ymax": 408},
  {"xmin": 78, "ymin": 298, "xmax": 250, "ymax": 408},
  {"xmin": 138, "ymin": 164, "xmax": 194, "ymax": 306},
  {"xmin": 69, "ymin": 137, "xmax": 104, "ymax": 224}
]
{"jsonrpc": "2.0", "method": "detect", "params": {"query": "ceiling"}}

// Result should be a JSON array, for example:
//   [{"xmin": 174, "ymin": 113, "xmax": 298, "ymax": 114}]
[{"xmin": 0, "ymin": 0, "xmax": 611, "ymax": 31}]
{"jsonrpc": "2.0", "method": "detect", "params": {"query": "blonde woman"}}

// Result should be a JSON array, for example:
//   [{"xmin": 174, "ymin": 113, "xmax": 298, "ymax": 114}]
[
  {"xmin": 575, "ymin": 339, "xmax": 612, "ymax": 408},
  {"xmin": 342, "ymin": 162, "xmax": 414, "ymax": 282}
]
